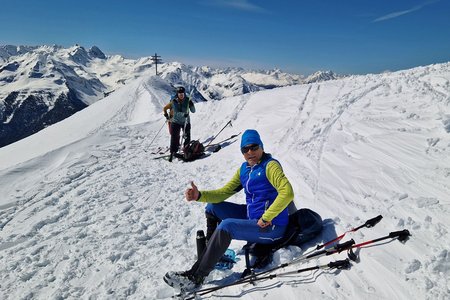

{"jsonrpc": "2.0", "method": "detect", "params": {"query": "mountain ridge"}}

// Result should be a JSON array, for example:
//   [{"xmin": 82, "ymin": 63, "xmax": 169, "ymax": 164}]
[{"xmin": 0, "ymin": 44, "xmax": 341, "ymax": 147}]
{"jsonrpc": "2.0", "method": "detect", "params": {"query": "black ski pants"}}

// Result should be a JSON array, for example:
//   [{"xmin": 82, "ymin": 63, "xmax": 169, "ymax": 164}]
[{"xmin": 170, "ymin": 122, "xmax": 191, "ymax": 154}]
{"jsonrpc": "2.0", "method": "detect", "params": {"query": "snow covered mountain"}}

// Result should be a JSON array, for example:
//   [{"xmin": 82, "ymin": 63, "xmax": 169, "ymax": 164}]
[
  {"xmin": 0, "ymin": 44, "xmax": 148, "ymax": 147},
  {"xmin": 0, "ymin": 61, "xmax": 448, "ymax": 299},
  {"xmin": 0, "ymin": 45, "xmax": 336, "ymax": 148},
  {"xmin": 304, "ymin": 70, "xmax": 340, "ymax": 84}
]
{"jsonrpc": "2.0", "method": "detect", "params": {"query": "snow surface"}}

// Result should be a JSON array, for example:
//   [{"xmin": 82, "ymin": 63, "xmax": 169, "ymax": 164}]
[{"xmin": 0, "ymin": 62, "xmax": 449, "ymax": 299}]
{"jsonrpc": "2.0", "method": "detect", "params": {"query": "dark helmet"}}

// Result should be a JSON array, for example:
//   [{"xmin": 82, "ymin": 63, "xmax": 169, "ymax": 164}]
[{"xmin": 177, "ymin": 86, "xmax": 185, "ymax": 94}]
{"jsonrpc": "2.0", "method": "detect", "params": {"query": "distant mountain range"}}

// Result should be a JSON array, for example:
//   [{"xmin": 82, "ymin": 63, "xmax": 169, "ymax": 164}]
[{"xmin": 0, "ymin": 44, "xmax": 341, "ymax": 147}]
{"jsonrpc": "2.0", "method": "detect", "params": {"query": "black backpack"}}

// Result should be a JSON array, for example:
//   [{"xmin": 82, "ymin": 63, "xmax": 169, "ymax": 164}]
[
  {"xmin": 183, "ymin": 140, "xmax": 205, "ymax": 161},
  {"xmin": 242, "ymin": 208, "xmax": 323, "ymax": 273},
  {"xmin": 278, "ymin": 208, "xmax": 323, "ymax": 248}
]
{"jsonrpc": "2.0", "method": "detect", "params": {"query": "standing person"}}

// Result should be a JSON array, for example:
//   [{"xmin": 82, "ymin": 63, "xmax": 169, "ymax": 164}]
[
  {"xmin": 162, "ymin": 86, "xmax": 196, "ymax": 162},
  {"xmin": 164, "ymin": 129, "xmax": 294, "ymax": 290}
]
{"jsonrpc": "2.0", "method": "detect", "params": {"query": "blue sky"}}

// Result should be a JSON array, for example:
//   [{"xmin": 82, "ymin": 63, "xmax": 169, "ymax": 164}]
[{"xmin": 0, "ymin": 0, "xmax": 449, "ymax": 75}]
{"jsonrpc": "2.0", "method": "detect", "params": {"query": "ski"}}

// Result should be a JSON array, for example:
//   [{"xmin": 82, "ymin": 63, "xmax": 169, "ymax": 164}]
[
  {"xmin": 153, "ymin": 154, "xmax": 171, "ymax": 160},
  {"xmin": 153, "ymin": 152, "xmax": 208, "ymax": 161},
  {"xmin": 150, "ymin": 146, "xmax": 170, "ymax": 155},
  {"xmin": 203, "ymin": 120, "xmax": 233, "ymax": 147},
  {"xmin": 152, "ymin": 134, "xmax": 240, "ymax": 161},
  {"xmin": 152, "ymin": 132, "xmax": 241, "ymax": 161},
  {"xmin": 204, "ymin": 132, "xmax": 241, "ymax": 151}
]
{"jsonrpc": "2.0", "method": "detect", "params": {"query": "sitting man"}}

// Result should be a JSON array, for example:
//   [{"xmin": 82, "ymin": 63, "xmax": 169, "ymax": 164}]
[{"xmin": 164, "ymin": 129, "xmax": 294, "ymax": 290}]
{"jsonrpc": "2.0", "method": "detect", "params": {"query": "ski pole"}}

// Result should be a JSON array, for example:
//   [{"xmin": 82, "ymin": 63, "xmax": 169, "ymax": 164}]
[
  {"xmin": 205, "ymin": 132, "xmax": 241, "ymax": 149},
  {"xmin": 180, "ymin": 89, "xmax": 195, "ymax": 151},
  {"xmin": 237, "ymin": 215, "xmax": 380, "ymax": 279},
  {"xmin": 180, "ymin": 116, "xmax": 188, "ymax": 151},
  {"xmin": 281, "ymin": 215, "xmax": 382, "ymax": 267},
  {"xmin": 261, "ymin": 228, "xmax": 410, "ymax": 280},
  {"xmin": 144, "ymin": 120, "xmax": 167, "ymax": 152},
  {"xmin": 352, "ymin": 229, "xmax": 411, "ymax": 248},
  {"xmin": 183, "ymin": 229, "xmax": 410, "ymax": 299},
  {"xmin": 183, "ymin": 239, "xmax": 356, "ymax": 299},
  {"xmin": 203, "ymin": 132, "xmax": 242, "ymax": 153},
  {"xmin": 276, "ymin": 258, "xmax": 351, "ymax": 277},
  {"xmin": 238, "ymin": 215, "xmax": 382, "ymax": 279},
  {"xmin": 204, "ymin": 120, "xmax": 232, "ymax": 147},
  {"xmin": 243, "ymin": 239, "xmax": 355, "ymax": 281},
  {"xmin": 238, "ymin": 228, "xmax": 409, "ymax": 292},
  {"xmin": 184, "ymin": 259, "xmax": 351, "ymax": 299},
  {"xmin": 344, "ymin": 229, "xmax": 411, "ymax": 261},
  {"xmin": 315, "ymin": 215, "xmax": 383, "ymax": 250}
]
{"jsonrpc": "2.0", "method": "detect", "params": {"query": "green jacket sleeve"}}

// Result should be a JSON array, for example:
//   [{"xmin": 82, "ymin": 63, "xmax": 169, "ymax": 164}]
[
  {"xmin": 262, "ymin": 161, "xmax": 294, "ymax": 222},
  {"xmin": 198, "ymin": 169, "xmax": 242, "ymax": 203}
]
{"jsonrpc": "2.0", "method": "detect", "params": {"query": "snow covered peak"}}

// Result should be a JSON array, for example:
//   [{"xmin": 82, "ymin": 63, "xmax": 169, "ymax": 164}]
[
  {"xmin": 0, "ymin": 45, "xmax": 38, "ymax": 62},
  {"xmin": 88, "ymin": 46, "xmax": 106, "ymax": 59},
  {"xmin": 0, "ymin": 44, "xmax": 339, "ymax": 147},
  {"xmin": 1, "ymin": 44, "xmax": 334, "ymax": 104},
  {"xmin": 69, "ymin": 45, "xmax": 90, "ymax": 64},
  {"xmin": 304, "ymin": 70, "xmax": 339, "ymax": 83}
]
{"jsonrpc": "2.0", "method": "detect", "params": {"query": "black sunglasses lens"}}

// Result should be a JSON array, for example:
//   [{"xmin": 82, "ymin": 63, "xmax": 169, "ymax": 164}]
[{"xmin": 241, "ymin": 144, "xmax": 259, "ymax": 153}]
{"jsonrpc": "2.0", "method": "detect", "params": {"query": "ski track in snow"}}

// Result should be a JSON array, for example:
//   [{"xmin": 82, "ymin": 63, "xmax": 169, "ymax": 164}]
[{"xmin": 0, "ymin": 63, "xmax": 450, "ymax": 299}]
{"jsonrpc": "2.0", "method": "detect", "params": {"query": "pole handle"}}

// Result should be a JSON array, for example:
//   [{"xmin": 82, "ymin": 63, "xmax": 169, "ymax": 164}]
[
  {"xmin": 328, "ymin": 259, "xmax": 351, "ymax": 269},
  {"xmin": 389, "ymin": 229, "xmax": 411, "ymax": 242},
  {"xmin": 333, "ymin": 239, "xmax": 355, "ymax": 253},
  {"xmin": 364, "ymin": 215, "xmax": 383, "ymax": 228},
  {"xmin": 354, "ymin": 215, "xmax": 383, "ymax": 231}
]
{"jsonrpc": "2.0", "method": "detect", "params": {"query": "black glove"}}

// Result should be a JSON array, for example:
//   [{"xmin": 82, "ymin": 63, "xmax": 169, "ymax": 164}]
[{"xmin": 164, "ymin": 113, "xmax": 169, "ymax": 120}]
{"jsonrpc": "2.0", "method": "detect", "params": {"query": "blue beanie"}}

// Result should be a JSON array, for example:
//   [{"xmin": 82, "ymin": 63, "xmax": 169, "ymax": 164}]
[{"xmin": 241, "ymin": 129, "xmax": 264, "ymax": 149}]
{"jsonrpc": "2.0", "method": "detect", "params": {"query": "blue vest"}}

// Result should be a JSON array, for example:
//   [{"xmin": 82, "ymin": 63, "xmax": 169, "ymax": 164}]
[{"xmin": 239, "ymin": 154, "xmax": 289, "ymax": 226}]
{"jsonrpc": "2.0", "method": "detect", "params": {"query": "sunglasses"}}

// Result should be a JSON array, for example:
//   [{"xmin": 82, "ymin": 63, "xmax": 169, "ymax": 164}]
[{"xmin": 241, "ymin": 144, "xmax": 260, "ymax": 154}]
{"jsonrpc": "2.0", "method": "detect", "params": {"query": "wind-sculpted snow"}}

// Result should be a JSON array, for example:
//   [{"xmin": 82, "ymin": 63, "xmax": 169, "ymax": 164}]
[{"xmin": 0, "ymin": 62, "xmax": 449, "ymax": 299}]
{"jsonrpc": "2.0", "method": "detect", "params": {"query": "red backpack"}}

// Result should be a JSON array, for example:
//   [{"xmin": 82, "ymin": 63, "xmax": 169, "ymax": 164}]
[{"xmin": 183, "ymin": 140, "xmax": 205, "ymax": 161}]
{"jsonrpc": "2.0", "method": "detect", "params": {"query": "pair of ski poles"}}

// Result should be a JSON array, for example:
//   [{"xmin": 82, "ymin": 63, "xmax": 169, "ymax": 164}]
[{"xmin": 182, "ymin": 215, "xmax": 411, "ymax": 299}]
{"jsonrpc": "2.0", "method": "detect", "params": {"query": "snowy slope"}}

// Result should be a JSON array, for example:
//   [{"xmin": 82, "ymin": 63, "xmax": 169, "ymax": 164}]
[{"xmin": 0, "ymin": 62, "xmax": 449, "ymax": 299}]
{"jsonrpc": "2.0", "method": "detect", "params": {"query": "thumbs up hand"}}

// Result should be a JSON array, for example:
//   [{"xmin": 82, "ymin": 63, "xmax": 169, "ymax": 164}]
[{"xmin": 185, "ymin": 181, "xmax": 200, "ymax": 201}]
